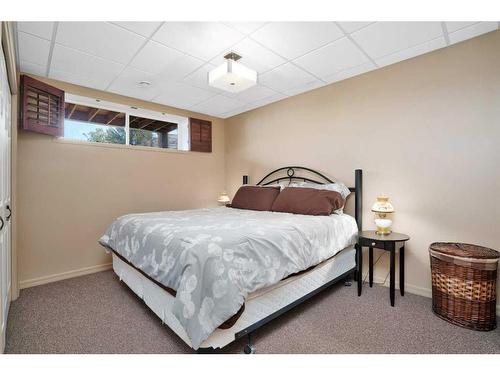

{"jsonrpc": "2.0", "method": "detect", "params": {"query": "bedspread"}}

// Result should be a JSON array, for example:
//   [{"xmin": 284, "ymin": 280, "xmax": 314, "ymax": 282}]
[{"xmin": 99, "ymin": 207, "xmax": 357, "ymax": 348}]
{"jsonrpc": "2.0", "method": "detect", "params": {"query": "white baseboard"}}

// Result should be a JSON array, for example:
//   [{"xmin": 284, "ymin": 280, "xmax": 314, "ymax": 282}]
[
  {"xmin": 369, "ymin": 276, "xmax": 500, "ymax": 316},
  {"xmin": 20, "ymin": 263, "xmax": 112, "ymax": 289},
  {"xmin": 369, "ymin": 275, "xmax": 432, "ymax": 298},
  {"xmin": 0, "ymin": 320, "xmax": 4, "ymax": 354}
]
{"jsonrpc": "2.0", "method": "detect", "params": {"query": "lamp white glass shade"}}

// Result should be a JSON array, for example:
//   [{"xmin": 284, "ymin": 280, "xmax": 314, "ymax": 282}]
[
  {"xmin": 371, "ymin": 196, "xmax": 394, "ymax": 213},
  {"xmin": 217, "ymin": 192, "xmax": 231, "ymax": 204},
  {"xmin": 208, "ymin": 59, "xmax": 257, "ymax": 93}
]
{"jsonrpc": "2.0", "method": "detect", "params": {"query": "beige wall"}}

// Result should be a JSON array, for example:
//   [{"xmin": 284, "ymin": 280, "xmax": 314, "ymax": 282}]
[
  {"xmin": 225, "ymin": 31, "xmax": 500, "ymax": 300},
  {"xmin": 18, "ymin": 76, "xmax": 226, "ymax": 287}
]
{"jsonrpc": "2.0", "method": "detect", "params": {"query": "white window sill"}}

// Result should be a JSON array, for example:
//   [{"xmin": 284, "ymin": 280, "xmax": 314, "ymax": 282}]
[{"xmin": 53, "ymin": 138, "xmax": 198, "ymax": 155}]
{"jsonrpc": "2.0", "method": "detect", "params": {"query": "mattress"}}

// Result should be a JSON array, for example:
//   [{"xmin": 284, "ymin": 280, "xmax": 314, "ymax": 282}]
[{"xmin": 112, "ymin": 245, "xmax": 356, "ymax": 350}]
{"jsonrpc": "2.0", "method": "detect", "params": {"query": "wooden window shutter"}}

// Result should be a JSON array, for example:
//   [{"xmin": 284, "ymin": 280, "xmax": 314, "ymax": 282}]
[
  {"xmin": 190, "ymin": 118, "xmax": 212, "ymax": 152},
  {"xmin": 21, "ymin": 75, "xmax": 65, "ymax": 137}
]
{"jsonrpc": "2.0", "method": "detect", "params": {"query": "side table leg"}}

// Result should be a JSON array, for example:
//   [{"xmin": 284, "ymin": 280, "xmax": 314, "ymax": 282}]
[
  {"xmin": 369, "ymin": 247, "xmax": 373, "ymax": 287},
  {"xmin": 357, "ymin": 244, "xmax": 362, "ymax": 296},
  {"xmin": 400, "ymin": 245, "xmax": 405, "ymax": 296},
  {"xmin": 390, "ymin": 246, "xmax": 395, "ymax": 306}
]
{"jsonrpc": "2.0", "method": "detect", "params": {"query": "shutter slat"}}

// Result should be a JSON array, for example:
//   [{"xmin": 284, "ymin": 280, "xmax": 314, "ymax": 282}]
[{"xmin": 21, "ymin": 75, "xmax": 65, "ymax": 137}]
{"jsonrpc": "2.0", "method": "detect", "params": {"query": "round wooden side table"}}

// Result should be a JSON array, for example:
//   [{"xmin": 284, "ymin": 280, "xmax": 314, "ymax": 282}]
[{"xmin": 358, "ymin": 230, "xmax": 410, "ymax": 306}]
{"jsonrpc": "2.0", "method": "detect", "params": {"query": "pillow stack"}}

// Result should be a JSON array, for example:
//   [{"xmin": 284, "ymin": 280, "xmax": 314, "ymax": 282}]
[{"xmin": 230, "ymin": 183, "xmax": 348, "ymax": 216}]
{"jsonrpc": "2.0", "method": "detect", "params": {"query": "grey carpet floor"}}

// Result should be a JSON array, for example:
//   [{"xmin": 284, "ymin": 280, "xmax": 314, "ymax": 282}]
[{"xmin": 6, "ymin": 270, "xmax": 500, "ymax": 354}]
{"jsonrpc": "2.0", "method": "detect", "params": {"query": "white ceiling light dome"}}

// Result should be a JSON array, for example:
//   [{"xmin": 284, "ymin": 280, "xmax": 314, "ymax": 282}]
[{"xmin": 208, "ymin": 52, "xmax": 257, "ymax": 93}]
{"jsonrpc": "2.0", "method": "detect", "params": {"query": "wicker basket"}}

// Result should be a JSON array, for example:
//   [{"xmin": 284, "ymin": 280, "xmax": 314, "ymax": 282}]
[{"xmin": 429, "ymin": 242, "xmax": 500, "ymax": 331}]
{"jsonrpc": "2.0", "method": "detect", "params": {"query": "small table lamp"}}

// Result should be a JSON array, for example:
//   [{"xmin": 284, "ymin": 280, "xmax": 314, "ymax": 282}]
[
  {"xmin": 371, "ymin": 196, "xmax": 395, "ymax": 235},
  {"xmin": 217, "ymin": 192, "xmax": 230, "ymax": 205}
]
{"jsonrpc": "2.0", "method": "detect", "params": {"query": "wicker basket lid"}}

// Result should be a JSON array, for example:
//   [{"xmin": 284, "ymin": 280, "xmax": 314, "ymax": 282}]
[{"xmin": 429, "ymin": 242, "xmax": 500, "ymax": 259}]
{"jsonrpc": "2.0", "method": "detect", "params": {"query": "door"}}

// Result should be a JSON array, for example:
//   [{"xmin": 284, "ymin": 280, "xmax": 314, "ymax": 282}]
[{"xmin": 0, "ymin": 43, "xmax": 12, "ymax": 351}]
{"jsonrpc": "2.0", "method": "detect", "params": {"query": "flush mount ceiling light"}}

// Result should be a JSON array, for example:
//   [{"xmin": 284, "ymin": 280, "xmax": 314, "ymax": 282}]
[{"xmin": 208, "ymin": 52, "xmax": 257, "ymax": 93}]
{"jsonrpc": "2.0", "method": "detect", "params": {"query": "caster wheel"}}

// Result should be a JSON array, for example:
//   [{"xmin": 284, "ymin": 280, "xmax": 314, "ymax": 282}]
[{"xmin": 243, "ymin": 344, "xmax": 255, "ymax": 354}]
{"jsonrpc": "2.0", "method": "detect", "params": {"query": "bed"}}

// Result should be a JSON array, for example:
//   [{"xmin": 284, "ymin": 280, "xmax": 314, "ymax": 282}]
[{"xmin": 99, "ymin": 167, "xmax": 363, "ymax": 353}]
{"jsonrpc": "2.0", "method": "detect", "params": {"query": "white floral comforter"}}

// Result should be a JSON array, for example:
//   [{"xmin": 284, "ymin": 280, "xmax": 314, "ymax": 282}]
[{"xmin": 99, "ymin": 207, "xmax": 358, "ymax": 349}]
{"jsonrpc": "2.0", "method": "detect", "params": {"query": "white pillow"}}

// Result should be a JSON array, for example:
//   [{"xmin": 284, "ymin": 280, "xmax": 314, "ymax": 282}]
[
  {"xmin": 295, "ymin": 181, "xmax": 351, "ymax": 199},
  {"xmin": 265, "ymin": 181, "xmax": 300, "ymax": 190}
]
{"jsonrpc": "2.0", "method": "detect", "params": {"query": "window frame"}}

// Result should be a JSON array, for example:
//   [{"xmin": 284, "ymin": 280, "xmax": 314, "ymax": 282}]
[
  {"xmin": 62, "ymin": 94, "xmax": 190, "ymax": 151},
  {"xmin": 128, "ymin": 114, "xmax": 179, "ymax": 150}
]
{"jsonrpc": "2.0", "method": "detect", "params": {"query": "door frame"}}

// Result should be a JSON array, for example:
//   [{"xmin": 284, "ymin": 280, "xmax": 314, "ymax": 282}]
[{"xmin": 2, "ymin": 22, "xmax": 20, "ymax": 312}]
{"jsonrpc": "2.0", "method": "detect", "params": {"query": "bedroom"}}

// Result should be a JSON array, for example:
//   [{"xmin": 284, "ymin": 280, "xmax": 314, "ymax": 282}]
[{"xmin": 1, "ymin": 0, "xmax": 499, "ymax": 372}]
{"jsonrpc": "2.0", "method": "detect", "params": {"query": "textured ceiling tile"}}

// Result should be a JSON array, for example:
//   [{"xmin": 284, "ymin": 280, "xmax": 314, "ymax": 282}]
[
  {"xmin": 50, "ymin": 44, "xmax": 124, "ymax": 87},
  {"xmin": 111, "ymin": 21, "xmax": 163, "ymax": 38},
  {"xmin": 190, "ymin": 94, "xmax": 246, "ymax": 116},
  {"xmin": 251, "ymin": 22, "xmax": 344, "ymax": 60},
  {"xmin": 375, "ymin": 37, "xmax": 446, "ymax": 67},
  {"xmin": 337, "ymin": 22, "xmax": 373, "ymax": 34},
  {"xmin": 259, "ymin": 63, "xmax": 319, "ymax": 93},
  {"xmin": 57, "ymin": 22, "xmax": 145, "ymax": 64},
  {"xmin": 153, "ymin": 82, "xmax": 216, "ymax": 109},
  {"xmin": 152, "ymin": 22, "xmax": 244, "ymax": 61},
  {"xmin": 294, "ymin": 37, "xmax": 369, "ymax": 78},
  {"xmin": 17, "ymin": 22, "xmax": 54, "ymax": 40},
  {"xmin": 18, "ymin": 32, "xmax": 51, "ymax": 67},
  {"xmin": 448, "ymin": 22, "xmax": 498, "ymax": 45},
  {"xmin": 351, "ymin": 22, "xmax": 443, "ymax": 59}
]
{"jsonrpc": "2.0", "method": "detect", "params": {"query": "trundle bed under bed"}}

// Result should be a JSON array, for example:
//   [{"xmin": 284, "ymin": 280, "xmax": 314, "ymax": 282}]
[{"xmin": 99, "ymin": 167, "xmax": 363, "ymax": 353}]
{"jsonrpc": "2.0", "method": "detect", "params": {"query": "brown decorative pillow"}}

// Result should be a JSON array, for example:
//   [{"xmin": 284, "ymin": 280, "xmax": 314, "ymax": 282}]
[
  {"xmin": 271, "ymin": 187, "xmax": 345, "ymax": 216},
  {"xmin": 230, "ymin": 186, "xmax": 281, "ymax": 211}
]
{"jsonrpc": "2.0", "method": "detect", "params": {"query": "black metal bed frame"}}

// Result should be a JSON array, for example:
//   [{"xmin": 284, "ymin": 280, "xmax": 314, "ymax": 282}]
[
  {"xmin": 198, "ymin": 167, "xmax": 363, "ymax": 354},
  {"xmin": 250, "ymin": 166, "xmax": 362, "ymax": 230}
]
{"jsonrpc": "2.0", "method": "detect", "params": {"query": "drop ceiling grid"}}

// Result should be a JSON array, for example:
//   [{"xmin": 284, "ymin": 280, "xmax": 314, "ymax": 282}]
[
  {"xmin": 16, "ymin": 21, "xmax": 499, "ymax": 119},
  {"xmin": 103, "ymin": 22, "xmax": 166, "ymax": 91},
  {"xmin": 113, "ymin": 22, "xmax": 270, "ymax": 111}
]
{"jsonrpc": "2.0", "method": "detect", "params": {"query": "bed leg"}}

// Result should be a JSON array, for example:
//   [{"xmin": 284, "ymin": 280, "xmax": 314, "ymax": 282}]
[
  {"xmin": 243, "ymin": 333, "xmax": 255, "ymax": 354},
  {"xmin": 344, "ymin": 275, "xmax": 352, "ymax": 286}
]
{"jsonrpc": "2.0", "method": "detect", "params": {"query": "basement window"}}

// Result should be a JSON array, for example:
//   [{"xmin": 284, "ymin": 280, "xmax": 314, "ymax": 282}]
[
  {"xmin": 22, "ymin": 79, "xmax": 210, "ymax": 152},
  {"xmin": 62, "ymin": 94, "xmax": 192, "ymax": 151}
]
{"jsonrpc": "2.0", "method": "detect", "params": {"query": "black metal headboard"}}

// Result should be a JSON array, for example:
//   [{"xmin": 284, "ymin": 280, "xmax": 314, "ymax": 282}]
[{"xmin": 243, "ymin": 166, "xmax": 362, "ymax": 230}]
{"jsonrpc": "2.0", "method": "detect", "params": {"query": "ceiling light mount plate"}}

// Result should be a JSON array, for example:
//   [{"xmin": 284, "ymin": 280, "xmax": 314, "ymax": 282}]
[
  {"xmin": 208, "ymin": 52, "xmax": 257, "ymax": 93},
  {"xmin": 223, "ymin": 52, "xmax": 242, "ymax": 61}
]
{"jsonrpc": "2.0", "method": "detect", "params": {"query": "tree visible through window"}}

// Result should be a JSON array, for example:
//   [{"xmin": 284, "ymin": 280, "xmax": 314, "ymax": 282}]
[
  {"xmin": 64, "ymin": 103, "xmax": 126, "ymax": 144},
  {"xmin": 85, "ymin": 126, "xmax": 126, "ymax": 144}
]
